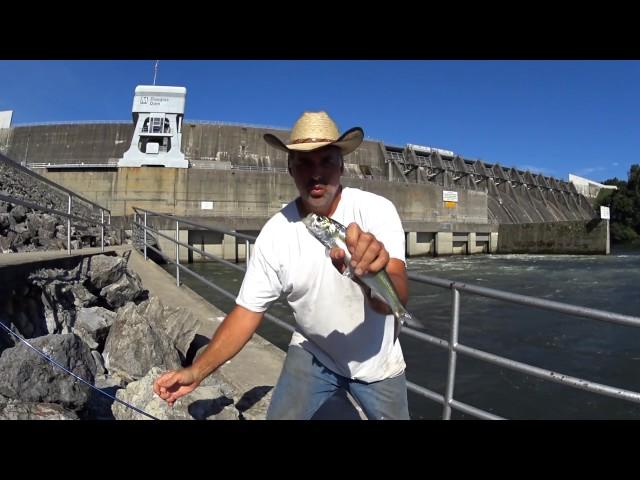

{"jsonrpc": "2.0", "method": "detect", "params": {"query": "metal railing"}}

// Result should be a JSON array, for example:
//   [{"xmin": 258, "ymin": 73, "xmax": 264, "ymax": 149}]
[
  {"xmin": 0, "ymin": 154, "xmax": 111, "ymax": 254},
  {"xmin": 12, "ymin": 120, "xmax": 130, "ymax": 127},
  {"xmin": 131, "ymin": 207, "xmax": 640, "ymax": 419},
  {"xmin": 27, "ymin": 160, "xmax": 119, "ymax": 169}
]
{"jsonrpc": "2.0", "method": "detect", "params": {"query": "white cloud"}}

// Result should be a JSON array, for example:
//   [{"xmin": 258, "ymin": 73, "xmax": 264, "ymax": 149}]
[
  {"xmin": 575, "ymin": 166, "xmax": 607, "ymax": 178},
  {"xmin": 517, "ymin": 164, "xmax": 554, "ymax": 175}
]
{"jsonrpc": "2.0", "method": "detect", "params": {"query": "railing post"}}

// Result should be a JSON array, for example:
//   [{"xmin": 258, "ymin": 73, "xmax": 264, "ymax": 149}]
[
  {"xmin": 143, "ymin": 211, "xmax": 148, "ymax": 261},
  {"xmin": 67, "ymin": 194, "xmax": 72, "ymax": 255},
  {"xmin": 443, "ymin": 288, "xmax": 460, "ymax": 420},
  {"xmin": 101, "ymin": 209, "xmax": 104, "ymax": 252},
  {"xmin": 175, "ymin": 220, "xmax": 180, "ymax": 286},
  {"xmin": 132, "ymin": 210, "xmax": 138, "ymax": 248},
  {"xmin": 245, "ymin": 239, "xmax": 250, "ymax": 265}
]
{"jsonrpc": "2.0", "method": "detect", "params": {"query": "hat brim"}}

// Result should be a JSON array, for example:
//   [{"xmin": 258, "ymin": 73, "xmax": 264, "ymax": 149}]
[{"xmin": 264, "ymin": 127, "xmax": 364, "ymax": 156}]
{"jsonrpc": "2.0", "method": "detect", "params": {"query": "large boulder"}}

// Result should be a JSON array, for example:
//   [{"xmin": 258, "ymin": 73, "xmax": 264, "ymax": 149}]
[
  {"xmin": 137, "ymin": 296, "xmax": 201, "ymax": 358},
  {"xmin": 102, "ymin": 302, "xmax": 181, "ymax": 383},
  {"xmin": 0, "ymin": 333, "xmax": 96, "ymax": 410},
  {"xmin": 112, "ymin": 367, "xmax": 240, "ymax": 420}
]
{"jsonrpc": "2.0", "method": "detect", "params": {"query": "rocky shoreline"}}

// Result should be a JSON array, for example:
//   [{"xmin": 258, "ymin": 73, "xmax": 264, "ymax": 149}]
[
  {"xmin": 0, "ymin": 160, "xmax": 119, "ymax": 253},
  {"xmin": 0, "ymin": 253, "xmax": 241, "ymax": 420}
]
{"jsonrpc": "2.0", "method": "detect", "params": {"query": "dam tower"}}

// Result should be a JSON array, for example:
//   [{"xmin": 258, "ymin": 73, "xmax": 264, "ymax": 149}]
[{"xmin": 119, "ymin": 85, "xmax": 188, "ymax": 168}]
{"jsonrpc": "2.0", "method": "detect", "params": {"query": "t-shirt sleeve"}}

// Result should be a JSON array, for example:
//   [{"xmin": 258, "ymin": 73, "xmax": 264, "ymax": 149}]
[
  {"xmin": 366, "ymin": 196, "xmax": 406, "ymax": 264},
  {"xmin": 235, "ymin": 236, "xmax": 283, "ymax": 313}
]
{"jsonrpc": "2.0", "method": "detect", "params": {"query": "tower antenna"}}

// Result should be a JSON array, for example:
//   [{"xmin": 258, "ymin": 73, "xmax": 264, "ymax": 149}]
[{"xmin": 152, "ymin": 60, "xmax": 159, "ymax": 85}]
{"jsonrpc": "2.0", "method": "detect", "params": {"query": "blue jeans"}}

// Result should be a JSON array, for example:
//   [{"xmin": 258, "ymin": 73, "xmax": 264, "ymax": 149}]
[{"xmin": 266, "ymin": 345, "xmax": 410, "ymax": 420}]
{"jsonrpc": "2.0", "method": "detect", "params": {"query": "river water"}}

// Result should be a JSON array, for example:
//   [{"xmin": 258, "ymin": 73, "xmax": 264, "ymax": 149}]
[{"xmin": 162, "ymin": 247, "xmax": 640, "ymax": 419}]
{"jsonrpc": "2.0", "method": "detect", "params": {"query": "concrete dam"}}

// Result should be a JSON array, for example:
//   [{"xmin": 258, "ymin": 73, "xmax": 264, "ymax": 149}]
[{"xmin": 0, "ymin": 117, "xmax": 607, "ymax": 257}]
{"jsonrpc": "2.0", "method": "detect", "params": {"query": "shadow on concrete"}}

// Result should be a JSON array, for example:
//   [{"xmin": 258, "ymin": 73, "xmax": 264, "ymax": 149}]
[
  {"xmin": 235, "ymin": 385, "xmax": 273, "ymax": 415},
  {"xmin": 188, "ymin": 396, "xmax": 235, "ymax": 419}
]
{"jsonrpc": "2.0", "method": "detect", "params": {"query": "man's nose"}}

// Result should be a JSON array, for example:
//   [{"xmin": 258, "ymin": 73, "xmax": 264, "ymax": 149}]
[{"xmin": 309, "ymin": 163, "xmax": 324, "ymax": 177}]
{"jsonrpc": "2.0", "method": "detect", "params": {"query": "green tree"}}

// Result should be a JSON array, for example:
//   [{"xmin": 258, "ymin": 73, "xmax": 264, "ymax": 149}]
[{"xmin": 595, "ymin": 164, "xmax": 640, "ymax": 244}]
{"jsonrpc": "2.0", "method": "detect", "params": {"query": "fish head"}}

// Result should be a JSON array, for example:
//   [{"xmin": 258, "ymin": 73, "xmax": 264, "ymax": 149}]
[{"xmin": 302, "ymin": 213, "xmax": 338, "ymax": 247}]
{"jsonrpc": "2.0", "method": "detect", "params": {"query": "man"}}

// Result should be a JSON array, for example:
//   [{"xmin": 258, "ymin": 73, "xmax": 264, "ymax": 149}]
[{"xmin": 154, "ymin": 111, "xmax": 411, "ymax": 419}]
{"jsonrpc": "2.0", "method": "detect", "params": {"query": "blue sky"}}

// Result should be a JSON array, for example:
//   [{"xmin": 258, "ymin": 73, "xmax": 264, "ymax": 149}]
[{"xmin": 0, "ymin": 60, "xmax": 638, "ymax": 183}]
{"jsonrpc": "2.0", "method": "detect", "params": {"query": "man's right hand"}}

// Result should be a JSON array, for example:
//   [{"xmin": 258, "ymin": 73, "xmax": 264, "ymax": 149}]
[{"xmin": 153, "ymin": 367, "xmax": 201, "ymax": 407}]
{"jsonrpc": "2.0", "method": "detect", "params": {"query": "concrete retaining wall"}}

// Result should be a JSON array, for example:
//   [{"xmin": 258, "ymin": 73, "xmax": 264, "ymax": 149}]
[{"xmin": 497, "ymin": 219, "xmax": 609, "ymax": 254}]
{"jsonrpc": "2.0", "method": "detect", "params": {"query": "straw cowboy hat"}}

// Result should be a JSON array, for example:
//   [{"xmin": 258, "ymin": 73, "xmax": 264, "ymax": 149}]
[{"xmin": 264, "ymin": 111, "xmax": 364, "ymax": 155}]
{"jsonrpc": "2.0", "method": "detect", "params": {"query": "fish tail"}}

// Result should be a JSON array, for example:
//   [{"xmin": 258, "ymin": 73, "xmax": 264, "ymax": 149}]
[{"xmin": 400, "ymin": 312, "xmax": 423, "ymax": 329}]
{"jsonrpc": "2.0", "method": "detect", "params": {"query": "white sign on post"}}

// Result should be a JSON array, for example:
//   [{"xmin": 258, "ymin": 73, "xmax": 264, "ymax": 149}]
[
  {"xmin": 443, "ymin": 190, "xmax": 458, "ymax": 203},
  {"xmin": 600, "ymin": 206, "xmax": 610, "ymax": 220}
]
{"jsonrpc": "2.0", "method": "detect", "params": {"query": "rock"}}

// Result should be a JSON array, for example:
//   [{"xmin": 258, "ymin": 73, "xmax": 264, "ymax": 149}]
[
  {"xmin": 9, "ymin": 205, "xmax": 27, "ymax": 223},
  {"xmin": 112, "ymin": 367, "xmax": 240, "ymax": 420},
  {"xmin": 100, "ymin": 272, "xmax": 145, "ymax": 308},
  {"xmin": 0, "ymin": 213, "xmax": 10, "ymax": 230},
  {"xmin": 86, "ymin": 255, "xmax": 127, "ymax": 290},
  {"xmin": 0, "ymin": 402, "xmax": 79, "ymax": 420},
  {"xmin": 73, "ymin": 307, "xmax": 115, "ymax": 351},
  {"xmin": 69, "ymin": 283, "xmax": 98, "ymax": 308},
  {"xmin": 137, "ymin": 296, "xmax": 200, "ymax": 359},
  {"xmin": 0, "ymin": 333, "xmax": 96, "ymax": 410},
  {"xmin": 102, "ymin": 302, "xmax": 181, "ymax": 383}
]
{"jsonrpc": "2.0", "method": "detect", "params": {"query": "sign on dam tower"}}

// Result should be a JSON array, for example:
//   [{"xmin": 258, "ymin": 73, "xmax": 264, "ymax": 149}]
[{"xmin": 119, "ymin": 85, "xmax": 188, "ymax": 168}]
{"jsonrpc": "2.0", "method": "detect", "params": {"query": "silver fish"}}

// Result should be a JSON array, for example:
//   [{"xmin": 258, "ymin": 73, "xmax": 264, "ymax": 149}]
[{"xmin": 302, "ymin": 213, "xmax": 422, "ymax": 343}]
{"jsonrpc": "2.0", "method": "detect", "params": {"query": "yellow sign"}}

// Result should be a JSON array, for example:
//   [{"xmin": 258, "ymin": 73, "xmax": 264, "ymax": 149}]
[{"xmin": 444, "ymin": 201, "xmax": 457, "ymax": 208}]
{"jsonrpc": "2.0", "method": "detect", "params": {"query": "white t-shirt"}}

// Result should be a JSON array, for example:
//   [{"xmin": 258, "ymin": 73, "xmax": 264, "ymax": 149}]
[{"xmin": 235, "ymin": 187, "xmax": 406, "ymax": 383}]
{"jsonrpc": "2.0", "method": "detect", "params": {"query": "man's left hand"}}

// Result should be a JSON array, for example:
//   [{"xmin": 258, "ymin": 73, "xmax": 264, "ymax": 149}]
[{"xmin": 344, "ymin": 222, "xmax": 390, "ymax": 276}]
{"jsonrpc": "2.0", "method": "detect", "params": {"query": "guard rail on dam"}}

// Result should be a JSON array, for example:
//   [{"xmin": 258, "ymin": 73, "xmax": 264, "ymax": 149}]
[
  {"xmin": 132, "ymin": 207, "xmax": 640, "ymax": 420},
  {"xmin": 0, "ymin": 121, "xmax": 604, "ymax": 255}
]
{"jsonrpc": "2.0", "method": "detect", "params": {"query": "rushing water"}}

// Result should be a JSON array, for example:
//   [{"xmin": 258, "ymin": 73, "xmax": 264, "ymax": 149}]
[{"xmin": 162, "ymin": 246, "xmax": 640, "ymax": 419}]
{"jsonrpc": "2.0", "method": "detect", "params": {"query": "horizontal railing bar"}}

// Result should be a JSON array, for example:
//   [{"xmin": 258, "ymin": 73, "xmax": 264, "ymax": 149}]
[
  {"xmin": 448, "ymin": 399, "xmax": 506, "ymax": 420},
  {"xmin": 144, "ymin": 244, "xmax": 295, "ymax": 334},
  {"xmin": 455, "ymin": 342, "xmax": 640, "ymax": 404},
  {"xmin": 132, "ymin": 207, "xmax": 256, "ymax": 242},
  {"xmin": 134, "ymin": 220, "xmax": 246, "ymax": 273},
  {"xmin": 408, "ymin": 273, "xmax": 640, "ymax": 328}
]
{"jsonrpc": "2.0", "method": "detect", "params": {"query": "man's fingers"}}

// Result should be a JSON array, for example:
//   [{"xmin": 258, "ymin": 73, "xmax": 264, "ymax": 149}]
[
  {"xmin": 355, "ymin": 240, "xmax": 382, "ymax": 275},
  {"xmin": 156, "ymin": 371, "xmax": 178, "ymax": 389},
  {"xmin": 365, "ymin": 247, "xmax": 389, "ymax": 274},
  {"xmin": 329, "ymin": 246, "xmax": 346, "ymax": 273},
  {"xmin": 351, "ymin": 233, "xmax": 374, "ymax": 272},
  {"xmin": 329, "ymin": 246, "xmax": 344, "ymax": 261},
  {"xmin": 345, "ymin": 223, "xmax": 361, "ymax": 254}
]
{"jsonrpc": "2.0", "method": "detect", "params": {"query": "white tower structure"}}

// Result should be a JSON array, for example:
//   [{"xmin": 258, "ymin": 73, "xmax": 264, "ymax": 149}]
[{"xmin": 119, "ymin": 85, "xmax": 188, "ymax": 168}]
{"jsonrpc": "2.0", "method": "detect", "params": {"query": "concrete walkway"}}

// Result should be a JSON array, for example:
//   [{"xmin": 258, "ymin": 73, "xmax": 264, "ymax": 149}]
[{"xmin": 0, "ymin": 245, "xmax": 130, "ymax": 267}]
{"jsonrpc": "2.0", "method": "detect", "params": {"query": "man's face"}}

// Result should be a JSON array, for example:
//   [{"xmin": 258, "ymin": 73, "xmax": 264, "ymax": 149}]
[{"xmin": 289, "ymin": 146, "xmax": 343, "ymax": 215}]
